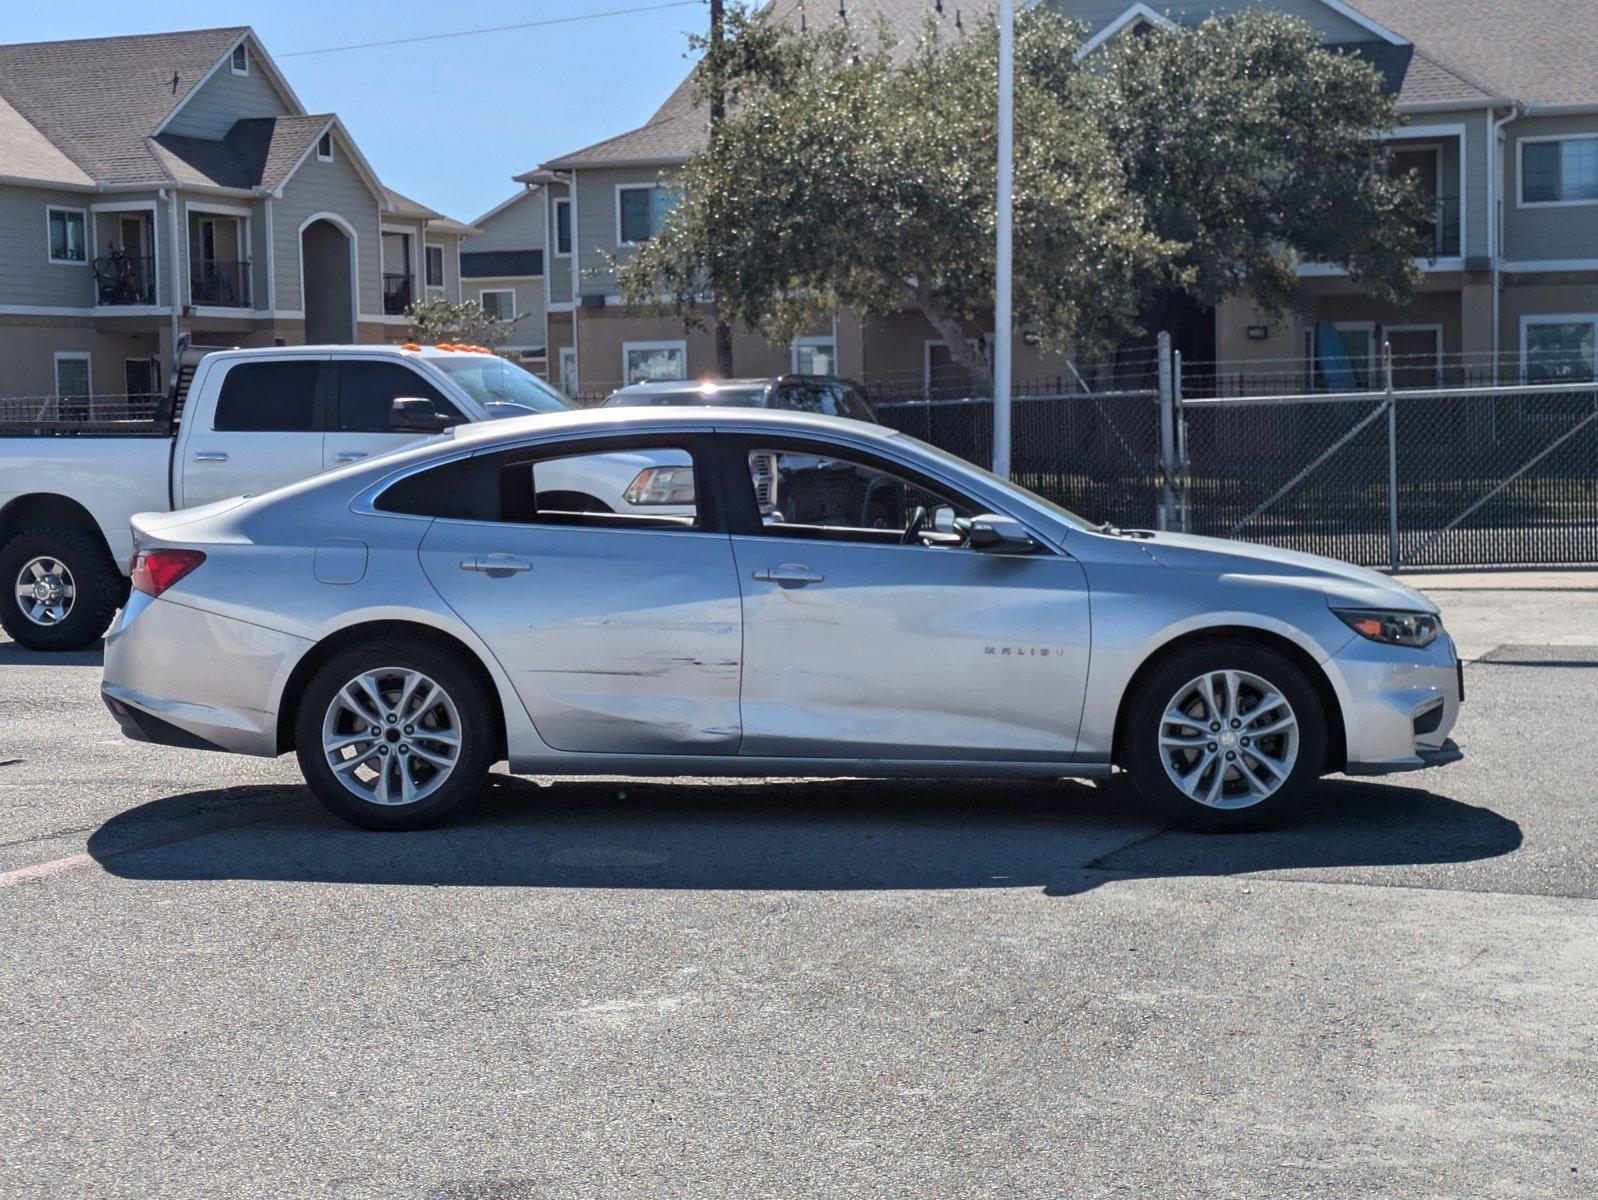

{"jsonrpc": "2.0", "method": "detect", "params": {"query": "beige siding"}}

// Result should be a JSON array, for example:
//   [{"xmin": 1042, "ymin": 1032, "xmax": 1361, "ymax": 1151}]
[
  {"xmin": 1503, "ymin": 114, "xmax": 1598, "ymax": 263},
  {"xmin": 1500, "ymin": 277, "xmax": 1598, "ymax": 359},
  {"xmin": 546, "ymin": 182, "xmax": 573, "ymax": 303},
  {"xmin": 271, "ymin": 130, "xmax": 383, "ymax": 316},
  {"xmin": 574, "ymin": 166, "xmax": 676, "ymax": 297},
  {"xmin": 425, "ymin": 235, "xmax": 462, "ymax": 301},
  {"xmin": 466, "ymin": 277, "xmax": 545, "ymax": 350},
  {"xmin": 1044, "ymin": 0, "xmax": 1381, "ymax": 43},
  {"xmin": 469, "ymin": 190, "xmax": 544, "ymax": 254},
  {"xmin": 163, "ymin": 51, "xmax": 293, "ymax": 139},
  {"xmin": 0, "ymin": 184, "xmax": 99, "ymax": 307},
  {"xmin": 0, "ymin": 318, "xmax": 163, "ymax": 399}
]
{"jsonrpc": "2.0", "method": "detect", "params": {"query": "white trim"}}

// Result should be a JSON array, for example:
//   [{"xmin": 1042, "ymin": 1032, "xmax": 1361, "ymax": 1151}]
[
  {"xmin": 614, "ymin": 183, "xmax": 671, "ymax": 247},
  {"xmin": 230, "ymin": 42, "xmax": 249, "ymax": 76},
  {"xmin": 296, "ymin": 210, "xmax": 360, "ymax": 341},
  {"xmin": 478, "ymin": 287, "xmax": 516, "ymax": 321},
  {"xmin": 262, "ymin": 198, "xmax": 276, "ymax": 311},
  {"xmin": 316, "ymin": 130, "xmax": 334, "ymax": 163},
  {"xmin": 185, "ymin": 200, "xmax": 254, "ymax": 219},
  {"xmin": 87, "ymin": 199, "xmax": 159, "ymax": 215},
  {"xmin": 153, "ymin": 32, "xmax": 309, "ymax": 138},
  {"xmin": 424, "ymin": 242, "xmax": 446, "ymax": 289},
  {"xmin": 1519, "ymin": 312, "xmax": 1598, "ymax": 376},
  {"xmin": 1502, "ymin": 258, "xmax": 1598, "ymax": 273},
  {"xmin": 1074, "ymin": 4, "xmax": 1176, "ymax": 59},
  {"xmin": 552, "ymin": 197, "xmax": 573, "ymax": 257},
  {"xmin": 123, "ymin": 355, "xmax": 160, "ymax": 397},
  {"xmin": 53, "ymin": 351, "xmax": 91, "ymax": 397},
  {"xmin": 46, "ymin": 205, "xmax": 89, "ymax": 266},
  {"xmin": 622, "ymin": 339, "xmax": 688, "ymax": 384},
  {"xmin": 1515, "ymin": 131, "xmax": 1598, "ymax": 209},
  {"xmin": 380, "ymin": 223, "xmax": 421, "ymax": 237},
  {"xmin": 791, "ymin": 336, "xmax": 837, "ymax": 373},
  {"xmin": 0, "ymin": 304, "xmax": 172, "ymax": 317}
]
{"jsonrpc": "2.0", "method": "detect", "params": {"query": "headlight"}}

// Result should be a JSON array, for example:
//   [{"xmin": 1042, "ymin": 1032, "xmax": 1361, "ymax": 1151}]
[
  {"xmin": 1333, "ymin": 608, "xmax": 1440, "ymax": 648},
  {"xmin": 624, "ymin": 466, "xmax": 696, "ymax": 506}
]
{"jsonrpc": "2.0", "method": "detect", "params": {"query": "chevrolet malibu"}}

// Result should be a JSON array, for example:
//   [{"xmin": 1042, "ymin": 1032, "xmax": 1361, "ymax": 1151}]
[{"xmin": 101, "ymin": 408, "xmax": 1462, "ymax": 832}]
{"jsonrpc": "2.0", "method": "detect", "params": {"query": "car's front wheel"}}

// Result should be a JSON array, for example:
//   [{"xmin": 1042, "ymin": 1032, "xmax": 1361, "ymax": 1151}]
[
  {"xmin": 1122, "ymin": 641, "xmax": 1327, "ymax": 832},
  {"xmin": 294, "ymin": 639, "xmax": 495, "ymax": 830}
]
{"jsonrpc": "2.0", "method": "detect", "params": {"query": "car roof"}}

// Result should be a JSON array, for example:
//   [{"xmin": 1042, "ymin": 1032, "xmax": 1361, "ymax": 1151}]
[{"xmin": 446, "ymin": 404, "xmax": 898, "ymax": 446}]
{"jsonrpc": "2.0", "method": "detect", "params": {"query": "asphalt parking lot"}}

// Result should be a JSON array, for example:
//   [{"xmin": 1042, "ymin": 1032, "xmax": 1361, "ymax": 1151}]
[{"xmin": 2, "ymin": 571, "xmax": 1595, "ymax": 1199}]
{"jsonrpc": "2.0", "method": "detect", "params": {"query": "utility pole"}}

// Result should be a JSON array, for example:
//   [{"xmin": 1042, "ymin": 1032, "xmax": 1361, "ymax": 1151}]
[
  {"xmin": 992, "ymin": 0, "xmax": 1014, "ymax": 478},
  {"xmin": 708, "ymin": 0, "xmax": 735, "ymax": 377}
]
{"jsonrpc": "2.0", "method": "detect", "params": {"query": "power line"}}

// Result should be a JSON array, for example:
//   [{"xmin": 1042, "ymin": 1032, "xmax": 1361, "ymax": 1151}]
[{"xmin": 278, "ymin": 0, "xmax": 706, "ymax": 59}]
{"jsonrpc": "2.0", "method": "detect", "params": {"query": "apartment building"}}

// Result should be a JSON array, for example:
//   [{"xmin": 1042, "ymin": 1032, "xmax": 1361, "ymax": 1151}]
[
  {"xmin": 513, "ymin": 0, "xmax": 1597, "ymax": 394},
  {"xmin": 460, "ymin": 189, "xmax": 548, "ymax": 371},
  {"xmin": 0, "ymin": 27, "xmax": 471, "ymax": 402}
]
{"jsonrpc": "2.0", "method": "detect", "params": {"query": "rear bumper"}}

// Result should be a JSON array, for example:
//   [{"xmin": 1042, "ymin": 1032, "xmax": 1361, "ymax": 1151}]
[
  {"xmin": 1334, "ymin": 631, "xmax": 1465, "ymax": 776},
  {"xmin": 102, "ymin": 594, "xmax": 310, "ymax": 757}
]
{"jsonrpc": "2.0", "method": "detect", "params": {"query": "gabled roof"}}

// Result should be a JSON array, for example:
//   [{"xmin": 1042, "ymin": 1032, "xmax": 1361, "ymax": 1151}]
[
  {"xmin": 0, "ymin": 27, "xmax": 264, "ymax": 184},
  {"xmin": 148, "ymin": 114, "xmax": 334, "ymax": 191},
  {"xmin": 471, "ymin": 188, "xmax": 537, "ymax": 226},
  {"xmin": 0, "ymin": 90, "xmax": 92, "ymax": 187},
  {"xmin": 384, "ymin": 186, "xmax": 477, "ymax": 233}
]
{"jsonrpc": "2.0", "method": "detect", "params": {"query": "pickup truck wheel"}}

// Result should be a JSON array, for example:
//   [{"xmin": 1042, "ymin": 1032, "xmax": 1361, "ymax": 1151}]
[{"xmin": 0, "ymin": 527, "xmax": 122, "ymax": 652}]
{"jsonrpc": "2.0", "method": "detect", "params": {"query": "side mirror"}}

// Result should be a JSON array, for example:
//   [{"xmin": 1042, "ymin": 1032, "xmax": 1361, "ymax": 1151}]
[
  {"xmin": 968, "ymin": 513, "xmax": 1040, "ymax": 554},
  {"xmin": 932, "ymin": 505, "xmax": 958, "ymax": 534},
  {"xmin": 389, "ymin": 397, "xmax": 453, "ymax": 433}
]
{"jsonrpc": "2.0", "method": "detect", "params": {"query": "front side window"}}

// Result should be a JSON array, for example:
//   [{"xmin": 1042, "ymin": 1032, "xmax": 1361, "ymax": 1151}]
[
  {"xmin": 48, "ymin": 208, "xmax": 86, "ymax": 263},
  {"xmin": 623, "ymin": 342, "xmax": 686, "ymax": 385},
  {"xmin": 337, "ymin": 361, "xmax": 460, "ymax": 432},
  {"xmin": 745, "ymin": 446, "xmax": 972, "ymax": 539},
  {"xmin": 617, "ymin": 185, "xmax": 677, "ymax": 244},
  {"xmin": 213, "ymin": 361, "xmax": 321, "ymax": 432},
  {"xmin": 425, "ymin": 245, "xmax": 445, "ymax": 288},
  {"xmin": 1524, "ymin": 319, "xmax": 1597, "ymax": 380},
  {"xmin": 553, "ymin": 199, "xmax": 572, "ymax": 255},
  {"xmin": 480, "ymin": 289, "xmax": 515, "ymax": 321},
  {"xmin": 1522, "ymin": 137, "xmax": 1598, "ymax": 204}
]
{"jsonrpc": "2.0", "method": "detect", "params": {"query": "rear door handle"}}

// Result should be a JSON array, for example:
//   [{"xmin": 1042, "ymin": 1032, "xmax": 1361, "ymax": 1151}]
[
  {"xmin": 460, "ymin": 554, "xmax": 533, "ymax": 576},
  {"xmin": 193, "ymin": 451, "xmax": 228, "ymax": 463},
  {"xmin": 753, "ymin": 564, "xmax": 824, "ymax": 588},
  {"xmin": 334, "ymin": 451, "xmax": 369, "ymax": 464}
]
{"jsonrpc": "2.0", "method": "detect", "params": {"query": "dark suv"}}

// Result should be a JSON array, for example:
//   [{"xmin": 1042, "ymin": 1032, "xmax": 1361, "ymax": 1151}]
[{"xmin": 602, "ymin": 375, "xmax": 901, "ymax": 527}]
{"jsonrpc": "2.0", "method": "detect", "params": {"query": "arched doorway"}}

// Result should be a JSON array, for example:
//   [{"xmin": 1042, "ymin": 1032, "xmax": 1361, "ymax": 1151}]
[{"xmin": 300, "ymin": 215, "xmax": 355, "ymax": 343}]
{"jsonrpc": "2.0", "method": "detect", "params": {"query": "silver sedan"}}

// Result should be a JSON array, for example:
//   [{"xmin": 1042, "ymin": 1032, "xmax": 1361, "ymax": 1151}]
[{"xmin": 101, "ymin": 408, "xmax": 1462, "ymax": 831}]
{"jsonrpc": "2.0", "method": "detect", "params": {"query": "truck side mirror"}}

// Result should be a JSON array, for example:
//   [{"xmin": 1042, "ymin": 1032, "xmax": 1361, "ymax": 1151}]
[
  {"xmin": 968, "ymin": 513, "xmax": 1040, "ymax": 554},
  {"xmin": 389, "ymin": 397, "xmax": 453, "ymax": 433}
]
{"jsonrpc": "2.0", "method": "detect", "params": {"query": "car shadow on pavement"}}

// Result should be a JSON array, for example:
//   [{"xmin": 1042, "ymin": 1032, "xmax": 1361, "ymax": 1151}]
[
  {"xmin": 0, "ymin": 641, "xmax": 104, "ymax": 667},
  {"xmin": 87, "ymin": 773, "xmax": 1522, "ymax": 896}
]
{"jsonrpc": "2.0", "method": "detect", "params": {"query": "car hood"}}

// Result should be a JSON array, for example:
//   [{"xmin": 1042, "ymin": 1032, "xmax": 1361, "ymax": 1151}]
[{"xmin": 1130, "ymin": 530, "xmax": 1437, "ymax": 613}]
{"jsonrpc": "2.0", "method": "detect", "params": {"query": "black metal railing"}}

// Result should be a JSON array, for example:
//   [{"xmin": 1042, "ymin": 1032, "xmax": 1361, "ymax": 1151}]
[
  {"xmin": 93, "ymin": 252, "xmax": 157, "ymax": 306},
  {"xmin": 190, "ymin": 260, "xmax": 251, "ymax": 307},
  {"xmin": 1421, "ymin": 194, "xmax": 1462, "ymax": 259},
  {"xmin": 383, "ymin": 273, "xmax": 413, "ymax": 316}
]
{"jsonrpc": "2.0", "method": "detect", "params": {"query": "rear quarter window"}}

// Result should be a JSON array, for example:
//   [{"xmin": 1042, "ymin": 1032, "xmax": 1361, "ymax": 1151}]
[{"xmin": 212, "ymin": 361, "xmax": 321, "ymax": 432}]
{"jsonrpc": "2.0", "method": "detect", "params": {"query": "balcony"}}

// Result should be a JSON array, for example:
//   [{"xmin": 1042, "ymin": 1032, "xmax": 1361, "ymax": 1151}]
[
  {"xmin": 382, "ymin": 273, "xmax": 414, "ymax": 316},
  {"xmin": 1419, "ymin": 194, "xmax": 1461, "ymax": 260},
  {"xmin": 191, "ymin": 261, "xmax": 251, "ymax": 308},
  {"xmin": 93, "ymin": 252, "xmax": 157, "ymax": 307}
]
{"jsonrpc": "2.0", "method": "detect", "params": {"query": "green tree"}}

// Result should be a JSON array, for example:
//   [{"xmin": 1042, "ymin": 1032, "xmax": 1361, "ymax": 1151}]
[
  {"xmin": 404, "ymin": 297, "xmax": 516, "ymax": 349},
  {"xmin": 616, "ymin": 6, "xmax": 1426, "ymax": 383}
]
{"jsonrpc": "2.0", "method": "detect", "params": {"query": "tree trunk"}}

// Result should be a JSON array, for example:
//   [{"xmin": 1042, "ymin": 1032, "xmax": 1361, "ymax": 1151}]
[
  {"xmin": 912, "ymin": 282, "xmax": 993, "ymax": 395},
  {"xmin": 708, "ymin": 0, "xmax": 735, "ymax": 377}
]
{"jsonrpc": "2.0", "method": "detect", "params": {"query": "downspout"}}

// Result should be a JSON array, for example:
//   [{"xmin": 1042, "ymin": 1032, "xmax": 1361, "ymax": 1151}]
[
  {"xmin": 1488, "ymin": 105, "xmax": 1521, "ymax": 378},
  {"xmin": 568, "ymin": 170, "xmax": 580, "ymax": 393},
  {"xmin": 161, "ymin": 188, "xmax": 182, "ymax": 375}
]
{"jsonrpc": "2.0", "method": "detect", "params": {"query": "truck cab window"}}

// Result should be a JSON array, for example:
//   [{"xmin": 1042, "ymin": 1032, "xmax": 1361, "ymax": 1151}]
[{"xmin": 212, "ymin": 361, "xmax": 321, "ymax": 432}]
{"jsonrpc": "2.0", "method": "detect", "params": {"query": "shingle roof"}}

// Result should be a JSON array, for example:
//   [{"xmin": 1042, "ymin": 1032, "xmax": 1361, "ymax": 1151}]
[
  {"xmin": 1342, "ymin": 42, "xmax": 1497, "ymax": 107},
  {"xmin": 0, "ymin": 26, "xmax": 251, "ymax": 184},
  {"xmin": 148, "ymin": 114, "xmax": 333, "ymax": 190},
  {"xmin": 383, "ymin": 185, "xmax": 442, "ymax": 220},
  {"xmin": 0, "ymin": 90, "xmax": 92, "ymax": 186}
]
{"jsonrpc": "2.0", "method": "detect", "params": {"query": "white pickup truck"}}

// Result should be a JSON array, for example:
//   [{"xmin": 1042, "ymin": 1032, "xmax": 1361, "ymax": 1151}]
[{"xmin": 0, "ymin": 344, "xmax": 679, "ymax": 651}]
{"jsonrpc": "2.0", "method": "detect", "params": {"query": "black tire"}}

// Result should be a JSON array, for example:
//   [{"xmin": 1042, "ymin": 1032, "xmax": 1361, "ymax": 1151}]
[
  {"xmin": 1121, "ymin": 640, "xmax": 1328, "ymax": 832},
  {"xmin": 294, "ymin": 638, "xmax": 495, "ymax": 831},
  {"xmin": 0, "ymin": 525, "xmax": 122, "ymax": 652}
]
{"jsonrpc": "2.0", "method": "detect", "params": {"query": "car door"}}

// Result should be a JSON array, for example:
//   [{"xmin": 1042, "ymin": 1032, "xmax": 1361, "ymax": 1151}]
[
  {"xmin": 722, "ymin": 435, "xmax": 1091, "ymax": 761},
  {"xmin": 180, "ymin": 356, "xmax": 328, "ymax": 507},
  {"xmin": 322, "ymin": 359, "xmax": 467, "ymax": 472},
  {"xmin": 417, "ymin": 434, "xmax": 743, "ymax": 756}
]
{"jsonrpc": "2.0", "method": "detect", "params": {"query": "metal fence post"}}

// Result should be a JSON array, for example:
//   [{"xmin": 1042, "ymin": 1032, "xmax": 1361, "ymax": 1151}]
[
  {"xmin": 1173, "ymin": 348, "xmax": 1189, "ymax": 532},
  {"xmin": 1385, "ymin": 341, "xmax": 1400, "ymax": 572},
  {"xmin": 1157, "ymin": 331, "xmax": 1174, "ymax": 531}
]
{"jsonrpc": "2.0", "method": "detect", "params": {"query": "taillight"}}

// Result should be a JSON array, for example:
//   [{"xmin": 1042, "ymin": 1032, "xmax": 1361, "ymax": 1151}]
[{"xmin": 129, "ymin": 548, "xmax": 206, "ymax": 598}]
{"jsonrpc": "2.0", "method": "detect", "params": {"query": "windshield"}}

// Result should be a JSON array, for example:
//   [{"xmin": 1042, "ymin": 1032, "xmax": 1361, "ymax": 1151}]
[
  {"xmin": 603, "ymin": 386, "xmax": 767, "ymax": 408},
  {"xmin": 431, "ymin": 357, "xmax": 574, "ymax": 414},
  {"xmin": 899, "ymin": 434, "xmax": 1098, "ymax": 532}
]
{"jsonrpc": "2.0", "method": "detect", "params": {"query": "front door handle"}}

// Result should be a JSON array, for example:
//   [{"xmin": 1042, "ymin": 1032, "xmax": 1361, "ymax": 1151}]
[
  {"xmin": 334, "ymin": 451, "xmax": 369, "ymax": 464},
  {"xmin": 753, "ymin": 564, "xmax": 824, "ymax": 588},
  {"xmin": 192, "ymin": 451, "xmax": 228, "ymax": 463},
  {"xmin": 460, "ymin": 554, "xmax": 533, "ymax": 577}
]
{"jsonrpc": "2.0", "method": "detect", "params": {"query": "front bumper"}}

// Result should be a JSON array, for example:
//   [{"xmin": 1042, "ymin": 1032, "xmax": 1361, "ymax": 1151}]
[
  {"xmin": 102, "ymin": 593, "xmax": 311, "ymax": 757},
  {"xmin": 1332, "ymin": 630, "xmax": 1465, "ymax": 776}
]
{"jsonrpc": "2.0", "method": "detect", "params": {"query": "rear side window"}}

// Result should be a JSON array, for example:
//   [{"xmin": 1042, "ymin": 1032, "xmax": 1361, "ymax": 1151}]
[
  {"xmin": 212, "ymin": 361, "xmax": 321, "ymax": 431},
  {"xmin": 373, "ymin": 457, "xmax": 474, "ymax": 517},
  {"xmin": 337, "ymin": 362, "xmax": 462, "ymax": 432}
]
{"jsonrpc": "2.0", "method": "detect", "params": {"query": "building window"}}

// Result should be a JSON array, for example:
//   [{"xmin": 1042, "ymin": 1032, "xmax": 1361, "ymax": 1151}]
[
  {"xmin": 317, "ymin": 130, "xmax": 334, "ymax": 162},
  {"xmin": 792, "ymin": 337, "xmax": 837, "ymax": 375},
  {"xmin": 1521, "ymin": 136, "xmax": 1598, "ymax": 205},
  {"xmin": 231, "ymin": 42, "xmax": 249, "ymax": 74},
  {"xmin": 1523, "ymin": 316, "xmax": 1597, "ymax": 381},
  {"xmin": 480, "ymin": 289, "xmax": 516, "ymax": 321},
  {"xmin": 616, "ymin": 185, "xmax": 677, "ymax": 245},
  {"xmin": 425, "ymin": 244, "xmax": 445, "ymax": 288},
  {"xmin": 54, "ymin": 352, "xmax": 91, "ymax": 399},
  {"xmin": 47, "ymin": 207, "xmax": 87, "ymax": 264},
  {"xmin": 623, "ymin": 340, "xmax": 687, "ymax": 384},
  {"xmin": 553, "ymin": 199, "xmax": 572, "ymax": 256}
]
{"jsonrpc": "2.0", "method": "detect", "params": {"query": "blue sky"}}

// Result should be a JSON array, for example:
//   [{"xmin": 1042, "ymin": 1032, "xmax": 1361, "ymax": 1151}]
[{"xmin": 6, "ymin": 1, "xmax": 708, "ymax": 221}]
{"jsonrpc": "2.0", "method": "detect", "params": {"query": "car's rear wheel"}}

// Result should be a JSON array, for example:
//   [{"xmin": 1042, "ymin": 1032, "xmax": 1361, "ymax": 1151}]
[
  {"xmin": 1122, "ymin": 641, "xmax": 1327, "ymax": 832},
  {"xmin": 0, "ymin": 526, "xmax": 123, "ymax": 652},
  {"xmin": 294, "ymin": 639, "xmax": 494, "ymax": 830}
]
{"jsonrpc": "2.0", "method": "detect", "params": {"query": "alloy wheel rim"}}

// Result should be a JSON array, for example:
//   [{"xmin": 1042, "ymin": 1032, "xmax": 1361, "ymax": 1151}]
[
  {"xmin": 14, "ymin": 556, "xmax": 76, "ymax": 627},
  {"xmin": 1157, "ymin": 669, "xmax": 1299, "ymax": 810},
  {"xmin": 321, "ymin": 668, "xmax": 463, "ymax": 807}
]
